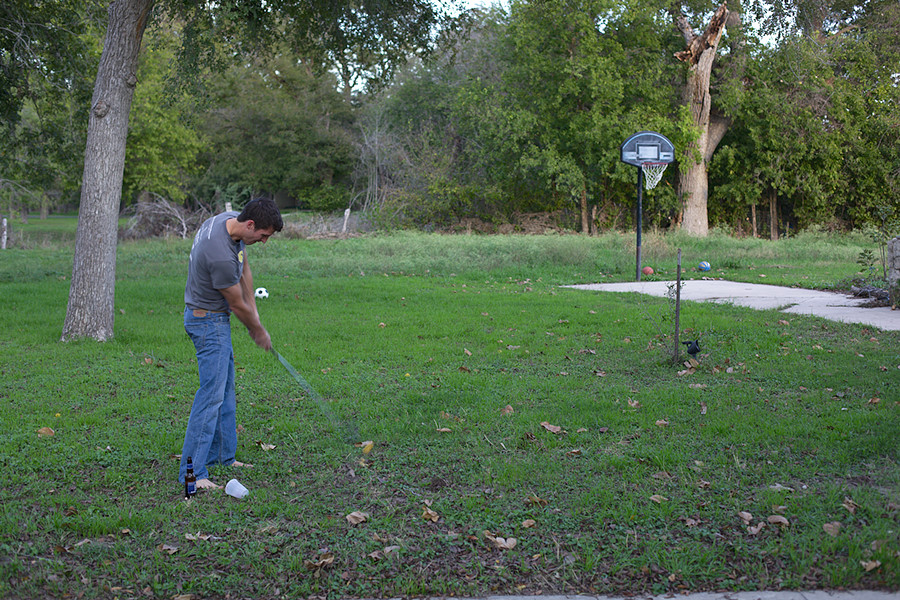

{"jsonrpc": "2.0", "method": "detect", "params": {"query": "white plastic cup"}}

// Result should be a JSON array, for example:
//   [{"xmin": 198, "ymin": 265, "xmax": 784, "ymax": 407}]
[{"xmin": 225, "ymin": 478, "xmax": 249, "ymax": 499}]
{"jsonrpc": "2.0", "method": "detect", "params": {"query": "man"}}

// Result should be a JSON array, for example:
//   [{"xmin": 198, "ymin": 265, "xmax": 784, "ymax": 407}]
[{"xmin": 179, "ymin": 198, "xmax": 284, "ymax": 490}]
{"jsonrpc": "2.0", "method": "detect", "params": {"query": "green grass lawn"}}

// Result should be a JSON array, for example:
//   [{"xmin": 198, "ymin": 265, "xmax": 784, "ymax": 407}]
[{"xmin": 0, "ymin": 224, "xmax": 897, "ymax": 599}]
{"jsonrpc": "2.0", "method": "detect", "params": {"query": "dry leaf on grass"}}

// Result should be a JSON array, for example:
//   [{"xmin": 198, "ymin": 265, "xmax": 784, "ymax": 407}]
[
  {"xmin": 525, "ymin": 495, "xmax": 548, "ymax": 507},
  {"xmin": 368, "ymin": 546, "xmax": 401, "ymax": 560},
  {"xmin": 255, "ymin": 440, "xmax": 276, "ymax": 451},
  {"xmin": 842, "ymin": 497, "xmax": 859, "ymax": 514},
  {"xmin": 649, "ymin": 494, "xmax": 668, "ymax": 504},
  {"xmin": 436, "ymin": 427, "xmax": 452, "ymax": 433},
  {"xmin": 346, "ymin": 511, "xmax": 369, "ymax": 525},
  {"xmin": 738, "ymin": 511, "xmax": 753, "ymax": 525},
  {"xmin": 861, "ymin": 560, "xmax": 881, "ymax": 572},
  {"xmin": 747, "ymin": 522, "xmax": 766, "ymax": 535},
  {"xmin": 540, "ymin": 421, "xmax": 562, "ymax": 434},
  {"xmin": 767, "ymin": 515, "xmax": 790, "ymax": 527},
  {"xmin": 500, "ymin": 405, "xmax": 514, "ymax": 415},
  {"xmin": 185, "ymin": 532, "xmax": 219, "ymax": 541},
  {"xmin": 37, "ymin": 427, "xmax": 55, "ymax": 437},
  {"xmin": 156, "ymin": 544, "xmax": 179, "ymax": 555},
  {"xmin": 422, "ymin": 505, "xmax": 440, "ymax": 522},
  {"xmin": 522, "ymin": 519, "xmax": 536, "ymax": 528},
  {"xmin": 483, "ymin": 530, "xmax": 517, "ymax": 550},
  {"xmin": 655, "ymin": 419, "xmax": 669, "ymax": 427},
  {"xmin": 356, "ymin": 440, "xmax": 374, "ymax": 454},
  {"xmin": 823, "ymin": 522, "xmax": 842, "ymax": 537},
  {"xmin": 304, "ymin": 553, "xmax": 335, "ymax": 571}
]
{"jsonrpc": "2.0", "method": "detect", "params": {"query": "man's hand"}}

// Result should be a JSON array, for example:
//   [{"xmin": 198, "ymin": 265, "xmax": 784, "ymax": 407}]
[
  {"xmin": 251, "ymin": 327, "xmax": 272, "ymax": 351},
  {"xmin": 220, "ymin": 283, "xmax": 271, "ymax": 351}
]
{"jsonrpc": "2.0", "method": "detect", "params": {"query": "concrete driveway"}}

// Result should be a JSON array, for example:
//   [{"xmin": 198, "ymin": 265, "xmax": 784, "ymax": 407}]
[{"xmin": 564, "ymin": 279, "xmax": 900, "ymax": 331}]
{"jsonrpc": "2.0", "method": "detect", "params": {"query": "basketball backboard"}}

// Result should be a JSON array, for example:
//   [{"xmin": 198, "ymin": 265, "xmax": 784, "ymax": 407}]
[{"xmin": 620, "ymin": 131, "xmax": 675, "ymax": 167}]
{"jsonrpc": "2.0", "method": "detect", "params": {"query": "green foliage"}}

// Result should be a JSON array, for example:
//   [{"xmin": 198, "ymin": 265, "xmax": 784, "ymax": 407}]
[
  {"xmin": 0, "ymin": 2, "xmax": 102, "ymax": 211},
  {"xmin": 301, "ymin": 185, "xmax": 351, "ymax": 212},
  {"xmin": 192, "ymin": 50, "xmax": 355, "ymax": 207},
  {"xmin": 123, "ymin": 28, "xmax": 204, "ymax": 205}
]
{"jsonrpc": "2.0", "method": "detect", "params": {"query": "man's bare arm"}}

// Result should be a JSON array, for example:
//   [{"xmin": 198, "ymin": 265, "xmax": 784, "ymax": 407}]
[{"xmin": 220, "ymin": 260, "xmax": 271, "ymax": 350}]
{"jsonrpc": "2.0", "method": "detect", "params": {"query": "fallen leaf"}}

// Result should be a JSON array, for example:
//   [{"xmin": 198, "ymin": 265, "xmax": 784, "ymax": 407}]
[
  {"xmin": 767, "ymin": 515, "xmax": 790, "ymax": 527},
  {"xmin": 769, "ymin": 483, "xmax": 794, "ymax": 492},
  {"xmin": 627, "ymin": 399, "xmax": 641, "ymax": 409},
  {"xmin": 655, "ymin": 419, "xmax": 669, "ymax": 427},
  {"xmin": 652, "ymin": 471, "xmax": 673, "ymax": 480},
  {"xmin": 738, "ymin": 511, "xmax": 753, "ymax": 524},
  {"xmin": 500, "ymin": 405, "xmax": 514, "ymax": 415},
  {"xmin": 747, "ymin": 522, "xmax": 766, "ymax": 535},
  {"xmin": 697, "ymin": 479, "xmax": 711, "ymax": 489},
  {"xmin": 699, "ymin": 402, "xmax": 708, "ymax": 415},
  {"xmin": 540, "ymin": 421, "xmax": 562, "ymax": 434},
  {"xmin": 304, "ymin": 553, "xmax": 335, "ymax": 571},
  {"xmin": 525, "ymin": 495, "xmax": 548, "ymax": 507},
  {"xmin": 649, "ymin": 494, "xmax": 668, "ymax": 504},
  {"xmin": 37, "ymin": 427, "xmax": 55, "ymax": 437},
  {"xmin": 422, "ymin": 505, "xmax": 440, "ymax": 522},
  {"xmin": 361, "ymin": 440, "xmax": 374, "ymax": 454},
  {"xmin": 522, "ymin": 519, "xmax": 536, "ymax": 528},
  {"xmin": 255, "ymin": 440, "xmax": 276, "ymax": 451},
  {"xmin": 842, "ymin": 497, "xmax": 859, "ymax": 514},
  {"xmin": 867, "ymin": 397, "xmax": 880, "ymax": 405},
  {"xmin": 464, "ymin": 348, "xmax": 472, "ymax": 356},
  {"xmin": 860, "ymin": 560, "xmax": 881, "ymax": 572},
  {"xmin": 823, "ymin": 522, "xmax": 842, "ymax": 537},
  {"xmin": 483, "ymin": 530, "xmax": 517, "ymax": 550},
  {"xmin": 436, "ymin": 427, "xmax": 452, "ymax": 433},
  {"xmin": 566, "ymin": 448, "xmax": 582, "ymax": 457},
  {"xmin": 173, "ymin": 595, "xmax": 195, "ymax": 600},
  {"xmin": 346, "ymin": 511, "xmax": 369, "ymax": 525},
  {"xmin": 156, "ymin": 544, "xmax": 179, "ymax": 555}
]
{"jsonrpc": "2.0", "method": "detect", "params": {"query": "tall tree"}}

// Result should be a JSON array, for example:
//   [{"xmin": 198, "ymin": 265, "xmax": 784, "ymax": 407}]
[
  {"xmin": 671, "ymin": 2, "xmax": 741, "ymax": 236},
  {"xmin": 62, "ymin": 0, "xmax": 153, "ymax": 342},
  {"xmin": 60, "ymin": 0, "xmax": 451, "ymax": 342}
]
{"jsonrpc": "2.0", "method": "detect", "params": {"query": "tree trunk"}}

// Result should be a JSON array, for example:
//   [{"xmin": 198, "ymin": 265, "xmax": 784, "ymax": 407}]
[
  {"xmin": 61, "ymin": 0, "xmax": 153, "ymax": 342},
  {"xmin": 751, "ymin": 203, "xmax": 757, "ymax": 237},
  {"xmin": 673, "ymin": 3, "xmax": 733, "ymax": 237},
  {"xmin": 580, "ymin": 187, "xmax": 589, "ymax": 234},
  {"xmin": 769, "ymin": 191, "xmax": 778, "ymax": 241}
]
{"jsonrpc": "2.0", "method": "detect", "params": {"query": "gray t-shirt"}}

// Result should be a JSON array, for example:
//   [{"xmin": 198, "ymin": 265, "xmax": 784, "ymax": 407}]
[{"xmin": 184, "ymin": 212, "xmax": 245, "ymax": 312}]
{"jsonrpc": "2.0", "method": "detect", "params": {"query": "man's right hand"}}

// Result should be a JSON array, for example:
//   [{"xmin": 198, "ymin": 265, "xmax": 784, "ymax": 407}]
[{"xmin": 251, "ymin": 328, "xmax": 272, "ymax": 351}]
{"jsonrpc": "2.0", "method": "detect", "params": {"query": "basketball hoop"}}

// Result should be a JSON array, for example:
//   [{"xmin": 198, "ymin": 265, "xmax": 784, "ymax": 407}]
[{"xmin": 641, "ymin": 162, "xmax": 668, "ymax": 190}]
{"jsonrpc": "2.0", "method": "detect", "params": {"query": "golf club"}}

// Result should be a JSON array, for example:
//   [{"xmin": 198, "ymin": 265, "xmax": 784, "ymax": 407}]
[{"xmin": 270, "ymin": 348, "xmax": 360, "ymax": 443}]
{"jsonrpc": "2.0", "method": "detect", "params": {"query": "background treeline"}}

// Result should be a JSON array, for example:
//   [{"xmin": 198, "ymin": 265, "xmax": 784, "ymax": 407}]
[{"xmin": 1, "ymin": 0, "xmax": 898, "ymax": 235}]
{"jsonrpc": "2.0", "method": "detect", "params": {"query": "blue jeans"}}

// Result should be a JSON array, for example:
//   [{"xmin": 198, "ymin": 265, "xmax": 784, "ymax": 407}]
[{"xmin": 179, "ymin": 308, "xmax": 237, "ymax": 482}]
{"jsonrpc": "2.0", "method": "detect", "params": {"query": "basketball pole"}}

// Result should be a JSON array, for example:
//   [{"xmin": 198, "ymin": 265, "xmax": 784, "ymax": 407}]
[{"xmin": 636, "ymin": 166, "xmax": 643, "ymax": 281}]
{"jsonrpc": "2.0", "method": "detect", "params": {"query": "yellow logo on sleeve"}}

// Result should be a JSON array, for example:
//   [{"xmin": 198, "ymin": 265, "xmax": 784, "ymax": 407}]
[{"xmin": 238, "ymin": 250, "xmax": 244, "ymax": 264}]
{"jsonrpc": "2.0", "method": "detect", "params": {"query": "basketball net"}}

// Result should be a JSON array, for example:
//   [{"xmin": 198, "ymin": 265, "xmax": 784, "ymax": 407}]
[{"xmin": 641, "ymin": 162, "xmax": 668, "ymax": 190}]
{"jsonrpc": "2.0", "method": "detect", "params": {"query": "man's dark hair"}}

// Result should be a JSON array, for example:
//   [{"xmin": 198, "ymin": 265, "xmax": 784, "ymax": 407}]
[{"xmin": 237, "ymin": 198, "xmax": 284, "ymax": 232}]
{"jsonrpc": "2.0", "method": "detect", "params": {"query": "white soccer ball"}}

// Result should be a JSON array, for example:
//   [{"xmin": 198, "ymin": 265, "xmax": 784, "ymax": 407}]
[{"xmin": 255, "ymin": 287, "xmax": 269, "ymax": 299}]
